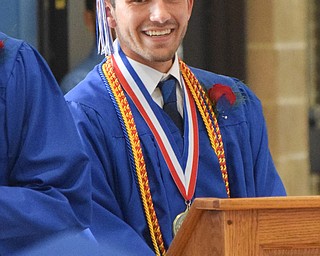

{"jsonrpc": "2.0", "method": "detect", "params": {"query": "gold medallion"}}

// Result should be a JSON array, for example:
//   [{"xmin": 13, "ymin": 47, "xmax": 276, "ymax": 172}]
[{"xmin": 173, "ymin": 208, "xmax": 189, "ymax": 236}]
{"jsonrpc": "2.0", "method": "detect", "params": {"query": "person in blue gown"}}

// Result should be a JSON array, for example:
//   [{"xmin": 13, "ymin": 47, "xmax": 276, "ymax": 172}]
[
  {"xmin": 0, "ymin": 32, "xmax": 92, "ymax": 254},
  {"xmin": 65, "ymin": 0, "xmax": 286, "ymax": 255}
]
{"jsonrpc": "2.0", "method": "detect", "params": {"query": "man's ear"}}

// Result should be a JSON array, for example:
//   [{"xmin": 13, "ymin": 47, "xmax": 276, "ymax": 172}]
[
  {"xmin": 106, "ymin": 4, "xmax": 116, "ymax": 28},
  {"xmin": 187, "ymin": 0, "xmax": 194, "ymax": 21}
]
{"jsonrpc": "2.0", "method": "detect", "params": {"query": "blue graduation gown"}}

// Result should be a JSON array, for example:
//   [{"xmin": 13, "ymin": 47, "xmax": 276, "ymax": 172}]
[
  {"xmin": 0, "ymin": 33, "xmax": 91, "ymax": 254},
  {"xmin": 65, "ymin": 61, "xmax": 286, "ymax": 255}
]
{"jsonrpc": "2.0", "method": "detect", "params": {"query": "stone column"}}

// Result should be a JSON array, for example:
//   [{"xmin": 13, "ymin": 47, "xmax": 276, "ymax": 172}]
[{"xmin": 246, "ymin": 0, "xmax": 311, "ymax": 195}]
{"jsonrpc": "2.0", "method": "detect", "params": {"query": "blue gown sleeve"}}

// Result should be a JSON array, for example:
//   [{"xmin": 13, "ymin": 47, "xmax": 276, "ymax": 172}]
[
  {"xmin": 192, "ymin": 68, "xmax": 286, "ymax": 197},
  {"xmin": 0, "ymin": 38, "xmax": 91, "ymax": 253},
  {"xmin": 66, "ymin": 101, "xmax": 155, "ymax": 256},
  {"xmin": 204, "ymin": 74, "xmax": 286, "ymax": 197},
  {"xmin": 241, "ymin": 82, "xmax": 287, "ymax": 196}
]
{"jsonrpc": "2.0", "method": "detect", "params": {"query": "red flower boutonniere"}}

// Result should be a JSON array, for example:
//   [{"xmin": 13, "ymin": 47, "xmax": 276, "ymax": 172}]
[
  {"xmin": 208, "ymin": 83, "xmax": 236, "ymax": 106},
  {"xmin": 207, "ymin": 83, "xmax": 242, "ymax": 117},
  {"xmin": 0, "ymin": 40, "xmax": 4, "ymax": 51}
]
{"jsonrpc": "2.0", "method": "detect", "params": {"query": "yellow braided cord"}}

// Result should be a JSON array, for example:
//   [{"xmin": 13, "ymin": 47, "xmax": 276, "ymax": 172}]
[
  {"xmin": 102, "ymin": 59, "xmax": 166, "ymax": 255},
  {"xmin": 180, "ymin": 60, "xmax": 230, "ymax": 197}
]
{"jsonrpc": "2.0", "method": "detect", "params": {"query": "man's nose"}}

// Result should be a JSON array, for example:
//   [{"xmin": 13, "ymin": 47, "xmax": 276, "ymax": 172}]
[{"xmin": 149, "ymin": 0, "xmax": 171, "ymax": 24}]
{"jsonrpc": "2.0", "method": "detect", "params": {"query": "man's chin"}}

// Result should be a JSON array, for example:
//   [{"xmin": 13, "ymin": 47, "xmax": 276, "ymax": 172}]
[{"xmin": 147, "ymin": 51, "xmax": 176, "ymax": 63}]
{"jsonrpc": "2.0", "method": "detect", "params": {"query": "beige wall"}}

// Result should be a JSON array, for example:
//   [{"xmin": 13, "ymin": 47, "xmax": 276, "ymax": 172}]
[{"xmin": 246, "ymin": 0, "xmax": 311, "ymax": 195}]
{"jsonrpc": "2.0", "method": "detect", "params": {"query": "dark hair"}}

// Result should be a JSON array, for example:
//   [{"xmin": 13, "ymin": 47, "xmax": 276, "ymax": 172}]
[{"xmin": 85, "ymin": 0, "xmax": 95, "ymax": 12}]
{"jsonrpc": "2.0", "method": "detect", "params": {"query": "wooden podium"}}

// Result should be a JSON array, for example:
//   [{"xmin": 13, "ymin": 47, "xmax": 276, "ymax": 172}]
[{"xmin": 167, "ymin": 196, "xmax": 320, "ymax": 256}]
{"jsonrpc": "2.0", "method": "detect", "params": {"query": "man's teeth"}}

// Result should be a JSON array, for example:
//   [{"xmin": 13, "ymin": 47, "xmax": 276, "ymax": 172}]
[{"xmin": 146, "ymin": 29, "xmax": 171, "ymax": 36}]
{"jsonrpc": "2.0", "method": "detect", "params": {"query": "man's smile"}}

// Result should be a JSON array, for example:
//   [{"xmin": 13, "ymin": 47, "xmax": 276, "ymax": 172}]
[{"xmin": 144, "ymin": 29, "xmax": 172, "ymax": 37}]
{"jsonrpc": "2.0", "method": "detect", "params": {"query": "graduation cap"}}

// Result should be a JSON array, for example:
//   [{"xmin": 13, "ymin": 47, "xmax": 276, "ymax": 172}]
[{"xmin": 96, "ymin": 0, "xmax": 114, "ymax": 56}]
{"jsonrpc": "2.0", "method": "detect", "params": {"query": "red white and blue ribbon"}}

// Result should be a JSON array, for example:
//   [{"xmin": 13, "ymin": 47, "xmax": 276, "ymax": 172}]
[{"xmin": 111, "ymin": 45, "xmax": 199, "ymax": 201}]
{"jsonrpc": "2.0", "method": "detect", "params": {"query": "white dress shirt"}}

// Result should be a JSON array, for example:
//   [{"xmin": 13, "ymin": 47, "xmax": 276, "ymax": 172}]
[{"xmin": 127, "ymin": 55, "xmax": 184, "ymax": 117}]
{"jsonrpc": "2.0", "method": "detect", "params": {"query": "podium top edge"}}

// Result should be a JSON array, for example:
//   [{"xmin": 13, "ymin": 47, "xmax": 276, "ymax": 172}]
[{"xmin": 193, "ymin": 196, "xmax": 320, "ymax": 210}]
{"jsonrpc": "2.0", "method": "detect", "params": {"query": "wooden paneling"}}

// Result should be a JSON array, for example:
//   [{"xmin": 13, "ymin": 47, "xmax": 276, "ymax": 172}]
[{"xmin": 167, "ymin": 197, "xmax": 320, "ymax": 256}]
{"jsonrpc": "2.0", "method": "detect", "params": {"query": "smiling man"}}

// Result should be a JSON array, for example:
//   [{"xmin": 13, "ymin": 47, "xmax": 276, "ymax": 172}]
[
  {"xmin": 65, "ymin": 0, "xmax": 286, "ymax": 255},
  {"xmin": 106, "ymin": 0, "xmax": 189, "ymax": 71}
]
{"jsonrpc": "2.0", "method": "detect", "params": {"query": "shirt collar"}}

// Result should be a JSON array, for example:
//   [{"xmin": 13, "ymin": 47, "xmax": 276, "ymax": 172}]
[{"xmin": 127, "ymin": 54, "xmax": 182, "ymax": 96}]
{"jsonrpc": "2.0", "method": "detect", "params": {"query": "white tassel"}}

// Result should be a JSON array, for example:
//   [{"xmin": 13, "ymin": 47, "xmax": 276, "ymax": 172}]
[{"xmin": 96, "ymin": 0, "xmax": 114, "ymax": 56}]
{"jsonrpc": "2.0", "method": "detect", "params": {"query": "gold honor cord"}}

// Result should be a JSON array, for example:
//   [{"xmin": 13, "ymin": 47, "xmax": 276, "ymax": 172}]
[
  {"xmin": 103, "ymin": 59, "xmax": 165, "ymax": 256},
  {"xmin": 179, "ymin": 61, "xmax": 230, "ymax": 197},
  {"xmin": 102, "ymin": 57, "xmax": 230, "ymax": 255}
]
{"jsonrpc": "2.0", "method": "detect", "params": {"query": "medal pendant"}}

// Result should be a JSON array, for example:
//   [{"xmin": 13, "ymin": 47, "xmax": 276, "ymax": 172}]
[{"xmin": 173, "ymin": 208, "xmax": 189, "ymax": 236}]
